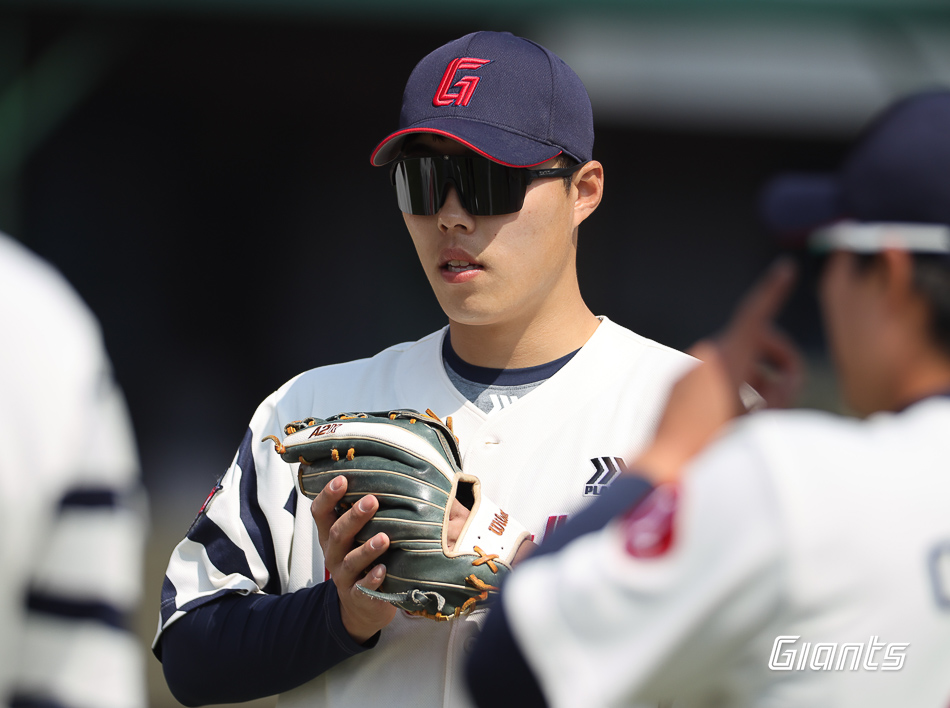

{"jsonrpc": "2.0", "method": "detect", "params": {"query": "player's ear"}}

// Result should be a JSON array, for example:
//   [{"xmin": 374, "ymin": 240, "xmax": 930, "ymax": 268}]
[
  {"xmin": 571, "ymin": 160, "xmax": 604, "ymax": 228},
  {"xmin": 877, "ymin": 248, "xmax": 916, "ymax": 309},
  {"xmin": 876, "ymin": 249, "xmax": 938, "ymax": 349}
]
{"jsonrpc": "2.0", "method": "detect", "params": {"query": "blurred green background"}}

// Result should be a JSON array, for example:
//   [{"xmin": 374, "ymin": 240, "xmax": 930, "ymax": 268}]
[{"xmin": 1, "ymin": 0, "xmax": 947, "ymax": 705}]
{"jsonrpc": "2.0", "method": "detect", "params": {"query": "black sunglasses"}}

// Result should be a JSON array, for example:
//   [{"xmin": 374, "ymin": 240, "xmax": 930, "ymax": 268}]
[{"xmin": 390, "ymin": 155, "xmax": 585, "ymax": 216}]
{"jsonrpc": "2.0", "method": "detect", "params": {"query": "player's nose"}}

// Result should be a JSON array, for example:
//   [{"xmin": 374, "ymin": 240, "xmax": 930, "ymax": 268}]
[{"xmin": 438, "ymin": 185, "xmax": 475, "ymax": 235}]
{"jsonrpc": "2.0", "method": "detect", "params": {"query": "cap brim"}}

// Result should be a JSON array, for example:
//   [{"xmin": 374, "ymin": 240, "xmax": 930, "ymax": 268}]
[
  {"xmin": 810, "ymin": 221, "xmax": 950, "ymax": 254},
  {"xmin": 759, "ymin": 173, "xmax": 843, "ymax": 246},
  {"xmin": 370, "ymin": 119, "xmax": 565, "ymax": 168}
]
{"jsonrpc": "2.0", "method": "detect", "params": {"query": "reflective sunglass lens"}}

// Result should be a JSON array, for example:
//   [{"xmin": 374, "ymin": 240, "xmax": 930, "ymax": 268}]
[{"xmin": 393, "ymin": 157, "xmax": 527, "ymax": 216}]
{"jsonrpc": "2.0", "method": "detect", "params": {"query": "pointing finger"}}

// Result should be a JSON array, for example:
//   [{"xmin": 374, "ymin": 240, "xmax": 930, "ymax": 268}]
[{"xmin": 717, "ymin": 257, "xmax": 798, "ymax": 384}]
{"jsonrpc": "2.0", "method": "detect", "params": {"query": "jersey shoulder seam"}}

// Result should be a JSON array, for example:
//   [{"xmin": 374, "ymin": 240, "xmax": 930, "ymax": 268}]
[{"xmin": 598, "ymin": 317, "xmax": 693, "ymax": 361}]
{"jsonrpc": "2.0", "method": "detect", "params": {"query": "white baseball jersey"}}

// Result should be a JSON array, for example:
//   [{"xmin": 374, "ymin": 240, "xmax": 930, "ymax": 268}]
[
  {"xmin": 0, "ymin": 233, "xmax": 147, "ymax": 708},
  {"xmin": 504, "ymin": 397, "xmax": 950, "ymax": 707},
  {"xmin": 156, "ymin": 317, "xmax": 696, "ymax": 707}
]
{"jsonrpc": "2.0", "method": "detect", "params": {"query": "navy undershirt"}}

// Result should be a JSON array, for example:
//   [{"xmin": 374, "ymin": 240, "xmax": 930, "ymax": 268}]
[
  {"xmin": 159, "ymin": 582, "xmax": 374, "ymax": 705},
  {"xmin": 441, "ymin": 334, "xmax": 579, "ymax": 386},
  {"xmin": 157, "ymin": 339, "xmax": 637, "ymax": 707}
]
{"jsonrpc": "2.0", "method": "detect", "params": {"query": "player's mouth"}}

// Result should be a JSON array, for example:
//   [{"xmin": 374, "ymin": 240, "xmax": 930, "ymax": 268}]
[
  {"xmin": 439, "ymin": 253, "xmax": 484, "ymax": 283},
  {"xmin": 444, "ymin": 259, "xmax": 481, "ymax": 273}
]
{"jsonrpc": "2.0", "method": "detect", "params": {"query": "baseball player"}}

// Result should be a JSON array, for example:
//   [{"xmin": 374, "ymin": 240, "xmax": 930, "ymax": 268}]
[
  {"xmin": 465, "ymin": 90, "xmax": 950, "ymax": 708},
  {"xmin": 153, "ymin": 31, "xmax": 720, "ymax": 707},
  {"xmin": 0, "ymin": 231, "xmax": 147, "ymax": 708}
]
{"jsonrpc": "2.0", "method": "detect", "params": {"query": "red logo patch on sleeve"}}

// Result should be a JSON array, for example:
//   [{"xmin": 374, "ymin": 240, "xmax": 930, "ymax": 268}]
[{"xmin": 620, "ymin": 484, "xmax": 678, "ymax": 558}]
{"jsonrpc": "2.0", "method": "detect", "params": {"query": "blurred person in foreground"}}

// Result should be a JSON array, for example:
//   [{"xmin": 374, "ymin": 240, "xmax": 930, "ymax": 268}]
[
  {"xmin": 0, "ymin": 231, "xmax": 147, "ymax": 707},
  {"xmin": 466, "ymin": 90, "xmax": 950, "ymax": 707}
]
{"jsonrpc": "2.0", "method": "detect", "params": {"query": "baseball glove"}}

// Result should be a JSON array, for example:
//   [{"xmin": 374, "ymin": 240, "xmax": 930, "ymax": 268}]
[{"xmin": 262, "ymin": 409, "xmax": 529, "ymax": 620}]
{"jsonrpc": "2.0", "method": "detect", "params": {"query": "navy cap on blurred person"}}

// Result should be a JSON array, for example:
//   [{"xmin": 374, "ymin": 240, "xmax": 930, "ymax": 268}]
[
  {"xmin": 760, "ymin": 90, "xmax": 950, "ymax": 254},
  {"xmin": 370, "ymin": 31, "xmax": 594, "ymax": 168}
]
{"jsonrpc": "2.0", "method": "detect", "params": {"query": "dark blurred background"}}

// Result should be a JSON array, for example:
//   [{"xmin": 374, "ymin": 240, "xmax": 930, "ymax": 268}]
[{"xmin": 1, "ymin": 1, "xmax": 948, "ymax": 705}]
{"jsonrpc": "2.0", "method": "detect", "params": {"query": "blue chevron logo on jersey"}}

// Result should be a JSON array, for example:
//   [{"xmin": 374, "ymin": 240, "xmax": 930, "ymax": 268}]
[{"xmin": 584, "ymin": 456, "xmax": 627, "ymax": 496}]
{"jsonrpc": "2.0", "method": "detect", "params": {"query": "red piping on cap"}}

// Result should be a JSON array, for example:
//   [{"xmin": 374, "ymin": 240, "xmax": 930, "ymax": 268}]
[{"xmin": 369, "ymin": 127, "xmax": 561, "ymax": 168}]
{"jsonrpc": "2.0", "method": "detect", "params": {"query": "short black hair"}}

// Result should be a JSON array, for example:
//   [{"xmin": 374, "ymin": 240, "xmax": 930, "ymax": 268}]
[{"xmin": 552, "ymin": 154, "xmax": 578, "ymax": 193}]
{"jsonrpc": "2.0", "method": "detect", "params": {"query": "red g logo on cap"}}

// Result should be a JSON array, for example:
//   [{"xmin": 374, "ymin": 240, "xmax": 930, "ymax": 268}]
[{"xmin": 433, "ymin": 57, "xmax": 491, "ymax": 107}]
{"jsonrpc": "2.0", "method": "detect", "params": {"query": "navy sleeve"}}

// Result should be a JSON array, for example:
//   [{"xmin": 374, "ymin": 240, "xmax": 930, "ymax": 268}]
[
  {"xmin": 466, "ymin": 474, "xmax": 655, "ymax": 708},
  {"xmin": 159, "ymin": 581, "xmax": 377, "ymax": 706}
]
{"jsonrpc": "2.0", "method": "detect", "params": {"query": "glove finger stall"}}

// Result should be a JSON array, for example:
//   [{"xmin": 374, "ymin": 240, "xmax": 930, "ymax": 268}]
[
  {"xmin": 354, "ymin": 515, "xmax": 443, "ymax": 545},
  {"xmin": 298, "ymin": 465, "xmax": 451, "ymax": 506}
]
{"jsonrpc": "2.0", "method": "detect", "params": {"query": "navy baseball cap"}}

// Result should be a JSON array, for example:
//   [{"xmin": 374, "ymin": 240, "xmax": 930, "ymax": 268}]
[
  {"xmin": 370, "ymin": 31, "xmax": 594, "ymax": 168},
  {"xmin": 760, "ymin": 90, "xmax": 950, "ymax": 253}
]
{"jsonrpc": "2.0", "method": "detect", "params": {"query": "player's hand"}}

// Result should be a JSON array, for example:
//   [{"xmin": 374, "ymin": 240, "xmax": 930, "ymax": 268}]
[
  {"xmin": 446, "ymin": 495, "xmax": 536, "ymax": 564},
  {"xmin": 511, "ymin": 539, "xmax": 538, "ymax": 566},
  {"xmin": 740, "ymin": 323, "xmax": 804, "ymax": 411},
  {"xmin": 311, "ymin": 475, "xmax": 396, "ymax": 644},
  {"xmin": 714, "ymin": 257, "xmax": 803, "ymax": 412},
  {"xmin": 635, "ymin": 258, "xmax": 798, "ymax": 484},
  {"xmin": 447, "ymin": 497, "xmax": 469, "ymax": 550}
]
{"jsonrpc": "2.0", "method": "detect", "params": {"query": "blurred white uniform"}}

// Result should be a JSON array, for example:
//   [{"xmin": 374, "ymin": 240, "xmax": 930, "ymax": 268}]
[
  {"xmin": 503, "ymin": 398, "xmax": 950, "ymax": 707},
  {"xmin": 0, "ymin": 233, "xmax": 147, "ymax": 708}
]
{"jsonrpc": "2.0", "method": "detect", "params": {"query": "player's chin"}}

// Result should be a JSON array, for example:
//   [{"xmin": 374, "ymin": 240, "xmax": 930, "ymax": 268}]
[
  {"xmin": 441, "ymin": 302, "xmax": 506, "ymax": 328},
  {"xmin": 431, "ymin": 286, "xmax": 494, "ymax": 322}
]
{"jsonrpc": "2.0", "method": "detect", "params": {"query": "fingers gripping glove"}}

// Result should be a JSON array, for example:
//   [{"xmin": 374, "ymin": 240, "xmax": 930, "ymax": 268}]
[{"xmin": 263, "ymin": 409, "xmax": 529, "ymax": 620}]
